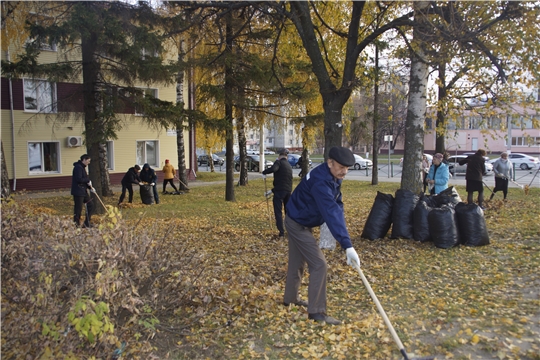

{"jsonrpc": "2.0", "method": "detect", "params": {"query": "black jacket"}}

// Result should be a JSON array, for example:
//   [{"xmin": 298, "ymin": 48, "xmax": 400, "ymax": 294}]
[
  {"xmin": 71, "ymin": 160, "xmax": 91, "ymax": 197},
  {"xmin": 262, "ymin": 157, "xmax": 293, "ymax": 193},
  {"xmin": 140, "ymin": 164, "xmax": 158, "ymax": 184},
  {"xmin": 459, "ymin": 154, "xmax": 486, "ymax": 181},
  {"xmin": 122, "ymin": 167, "xmax": 141, "ymax": 185}
]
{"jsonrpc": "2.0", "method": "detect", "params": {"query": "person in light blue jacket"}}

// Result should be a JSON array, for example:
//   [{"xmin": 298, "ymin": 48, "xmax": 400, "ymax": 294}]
[{"xmin": 426, "ymin": 153, "xmax": 450, "ymax": 194}]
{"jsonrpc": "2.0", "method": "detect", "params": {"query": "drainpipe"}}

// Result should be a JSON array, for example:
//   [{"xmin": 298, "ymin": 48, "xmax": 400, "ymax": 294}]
[{"xmin": 7, "ymin": 49, "xmax": 17, "ymax": 191}]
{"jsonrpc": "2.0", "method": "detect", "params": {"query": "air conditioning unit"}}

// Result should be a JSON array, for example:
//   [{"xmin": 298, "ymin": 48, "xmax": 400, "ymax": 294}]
[{"xmin": 67, "ymin": 136, "xmax": 83, "ymax": 147}]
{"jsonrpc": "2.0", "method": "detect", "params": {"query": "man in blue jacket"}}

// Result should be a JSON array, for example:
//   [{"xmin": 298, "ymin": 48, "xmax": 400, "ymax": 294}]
[
  {"xmin": 71, "ymin": 154, "xmax": 93, "ymax": 228},
  {"xmin": 283, "ymin": 146, "xmax": 361, "ymax": 325}
]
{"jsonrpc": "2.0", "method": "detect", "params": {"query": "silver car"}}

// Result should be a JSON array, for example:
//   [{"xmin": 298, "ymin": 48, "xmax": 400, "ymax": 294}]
[{"xmin": 447, "ymin": 155, "xmax": 493, "ymax": 176}]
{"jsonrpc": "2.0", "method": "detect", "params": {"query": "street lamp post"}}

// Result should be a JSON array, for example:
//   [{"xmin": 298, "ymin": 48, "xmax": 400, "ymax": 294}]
[{"xmin": 384, "ymin": 135, "xmax": 393, "ymax": 178}]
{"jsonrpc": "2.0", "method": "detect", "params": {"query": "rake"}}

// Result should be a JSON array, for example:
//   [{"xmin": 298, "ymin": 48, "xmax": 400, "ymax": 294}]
[{"xmin": 353, "ymin": 263, "xmax": 435, "ymax": 360}]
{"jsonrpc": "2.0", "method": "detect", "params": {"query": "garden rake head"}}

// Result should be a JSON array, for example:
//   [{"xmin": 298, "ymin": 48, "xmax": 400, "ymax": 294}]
[{"xmin": 353, "ymin": 264, "xmax": 436, "ymax": 360}]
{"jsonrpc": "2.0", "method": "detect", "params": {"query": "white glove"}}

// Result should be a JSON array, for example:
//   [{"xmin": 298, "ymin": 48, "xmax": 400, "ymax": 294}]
[
  {"xmin": 261, "ymin": 174, "xmax": 266, "ymax": 179},
  {"xmin": 346, "ymin": 247, "xmax": 360, "ymax": 268},
  {"xmin": 88, "ymin": 180, "xmax": 92, "ymax": 187},
  {"xmin": 151, "ymin": 183, "xmax": 155, "ymax": 186},
  {"xmin": 90, "ymin": 187, "xmax": 96, "ymax": 193}
]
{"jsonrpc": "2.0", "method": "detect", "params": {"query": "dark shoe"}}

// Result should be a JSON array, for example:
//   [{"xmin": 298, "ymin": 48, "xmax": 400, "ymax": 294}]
[
  {"xmin": 308, "ymin": 313, "xmax": 341, "ymax": 325},
  {"xmin": 82, "ymin": 224, "xmax": 94, "ymax": 229},
  {"xmin": 283, "ymin": 299, "xmax": 308, "ymax": 307},
  {"xmin": 279, "ymin": 233, "xmax": 285, "ymax": 238}
]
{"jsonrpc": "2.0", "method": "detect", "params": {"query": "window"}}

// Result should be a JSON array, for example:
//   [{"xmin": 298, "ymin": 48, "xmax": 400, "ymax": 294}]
[
  {"xmin": 25, "ymin": 36, "xmax": 57, "ymax": 51},
  {"xmin": 137, "ymin": 140, "xmax": 158, "ymax": 167},
  {"xmin": 23, "ymin": 79, "xmax": 56, "ymax": 113},
  {"xmin": 135, "ymin": 88, "xmax": 158, "ymax": 116},
  {"xmin": 28, "ymin": 142, "xmax": 60, "ymax": 173},
  {"xmin": 289, "ymin": 130, "xmax": 293, "ymax": 136}
]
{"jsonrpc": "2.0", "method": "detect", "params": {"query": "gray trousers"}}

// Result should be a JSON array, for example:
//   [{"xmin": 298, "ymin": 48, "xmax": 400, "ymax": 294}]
[{"xmin": 284, "ymin": 215, "xmax": 327, "ymax": 314}]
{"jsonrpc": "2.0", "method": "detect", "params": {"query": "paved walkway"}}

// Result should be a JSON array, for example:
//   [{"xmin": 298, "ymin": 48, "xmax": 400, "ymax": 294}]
[{"xmin": 11, "ymin": 167, "xmax": 538, "ymax": 201}]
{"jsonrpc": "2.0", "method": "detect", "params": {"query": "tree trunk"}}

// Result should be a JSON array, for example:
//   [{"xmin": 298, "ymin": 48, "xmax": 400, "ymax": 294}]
[
  {"xmin": 176, "ymin": 40, "xmax": 188, "ymax": 191},
  {"xmin": 224, "ymin": 12, "xmax": 236, "ymax": 201},
  {"xmin": 300, "ymin": 126, "xmax": 309, "ymax": 177},
  {"xmin": 401, "ymin": 1, "xmax": 430, "ymax": 194},
  {"xmin": 323, "ymin": 103, "xmax": 345, "ymax": 160},
  {"xmin": 1, "ymin": 141, "xmax": 11, "ymax": 199},
  {"xmin": 237, "ymin": 116, "xmax": 248, "ymax": 186},
  {"xmin": 81, "ymin": 16, "xmax": 104, "ymax": 214},
  {"xmin": 435, "ymin": 62, "xmax": 447, "ymax": 154},
  {"xmin": 371, "ymin": 44, "xmax": 380, "ymax": 186},
  {"xmin": 98, "ymin": 142, "xmax": 113, "ymax": 197}
]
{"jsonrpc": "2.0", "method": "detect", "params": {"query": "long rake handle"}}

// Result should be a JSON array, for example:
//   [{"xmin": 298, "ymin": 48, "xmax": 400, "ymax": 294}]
[{"xmin": 354, "ymin": 264, "xmax": 409, "ymax": 360}]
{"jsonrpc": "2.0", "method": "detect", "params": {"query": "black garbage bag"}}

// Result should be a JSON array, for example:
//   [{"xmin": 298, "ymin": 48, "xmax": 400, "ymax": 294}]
[
  {"xmin": 455, "ymin": 202, "xmax": 490, "ymax": 246},
  {"xmin": 140, "ymin": 184, "xmax": 155, "ymax": 205},
  {"xmin": 413, "ymin": 201, "xmax": 432, "ymax": 242},
  {"xmin": 428, "ymin": 205, "xmax": 460, "ymax": 249},
  {"xmin": 391, "ymin": 189, "xmax": 419, "ymax": 239},
  {"xmin": 420, "ymin": 193, "xmax": 438, "ymax": 208},
  {"xmin": 432, "ymin": 186, "xmax": 462, "ymax": 207},
  {"xmin": 361, "ymin": 192, "xmax": 394, "ymax": 240}
]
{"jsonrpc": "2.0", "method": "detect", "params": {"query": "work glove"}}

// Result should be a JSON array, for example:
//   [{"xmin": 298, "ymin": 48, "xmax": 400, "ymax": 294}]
[
  {"xmin": 264, "ymin": 190, "xmax": 273, "ymax": 198},
  {"xmin": 88, "ymin": 180, "xmax": 92, "ymax": 187},
  {"xmin": 151, "ymin": 183, "xmax": 155, "ymax": 186},
  {"xmin": 90, "ymin": 187, "xmax": 96, "ymax": 193},
  {"xmin": 346, "ymin": 247, "xmax": 360, "ymax": 268},
  {"xmin": 261, "ymin": 174, "xmax": 266, "ymax": 179}
]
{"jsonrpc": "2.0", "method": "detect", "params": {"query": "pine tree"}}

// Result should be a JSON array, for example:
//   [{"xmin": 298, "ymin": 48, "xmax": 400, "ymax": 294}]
[{"xmin": 2, "ymin": 1, "xmax": 185, "ymax": 205}]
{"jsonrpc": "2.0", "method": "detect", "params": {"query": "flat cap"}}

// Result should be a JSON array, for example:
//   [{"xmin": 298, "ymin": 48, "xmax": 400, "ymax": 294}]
[
  {"xmin": 279, "ymin": 148, "xmax": 289, "ymax": 155},
  {"xmin": 328, "ymin": 146, "xmax": 355, "ymax": 167}
]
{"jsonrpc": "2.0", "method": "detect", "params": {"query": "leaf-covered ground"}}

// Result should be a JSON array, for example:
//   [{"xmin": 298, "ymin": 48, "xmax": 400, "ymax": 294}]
[{"xmin": 4, "ymin": 179, "xmax": 540, "ymax": 360}]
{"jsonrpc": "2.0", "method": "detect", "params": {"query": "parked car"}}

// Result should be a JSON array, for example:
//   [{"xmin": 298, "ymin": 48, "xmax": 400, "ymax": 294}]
[
  {"xmin": 505, "ymin": 153, "xmax": 538, "ymax": 170},
  {"xmin": 399, "ymin": 154, "xmax": 433, "ymax": 167},
  {"xmin": 351, "ymin": 154, "xmax": 373, "ymax": 170},
  {"xmin": 263, "ymin": 149, "xmax": 275, "ymax": 155},
  {"xmin": 198, "ymin": 154, "xmax": 224, "ymax": 166},
  {"xmin": 233, "ymin": 155, "xmax": 273, "ymax": 172},
  {"xmin": 462, "ymin": 152, "xmax": 490, "ymax": 162},
  {"xmin": 287, "ymin": 154, "xmax": 312, "ymax": 168},
  {"xmin": 447, "ymin": 155, "xmax": 493, "ymax": 176}
]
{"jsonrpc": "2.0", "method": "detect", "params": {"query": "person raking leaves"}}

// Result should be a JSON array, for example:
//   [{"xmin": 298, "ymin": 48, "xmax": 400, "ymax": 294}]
[
  {"xmin": 283, "ymin": 146, "xmax": 360, "ymax": 325},
  {"xmin": 71, "ymin": 154, "xmax": 93, "ymax": 228},
  {"xmin": 261, "ymin": 148, "xmax": 293, "ymax": 238}
]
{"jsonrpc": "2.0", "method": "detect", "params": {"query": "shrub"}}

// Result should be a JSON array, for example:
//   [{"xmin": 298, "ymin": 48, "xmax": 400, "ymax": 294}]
[{"xmin": 1, "ymin": 200, "xmax": 209, "ymax": 358}]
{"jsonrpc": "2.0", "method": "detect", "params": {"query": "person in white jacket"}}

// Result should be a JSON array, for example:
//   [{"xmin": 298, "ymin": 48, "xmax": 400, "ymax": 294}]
[{"xmin": 491, "ymin": 152, "xmax": 513, "ymax": 201}]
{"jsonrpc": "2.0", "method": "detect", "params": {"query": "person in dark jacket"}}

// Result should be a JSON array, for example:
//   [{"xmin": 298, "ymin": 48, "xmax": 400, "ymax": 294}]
[
  {"xmin": 262, "ymin": 149, "xmax": 293, "ymax": 238},
  {"xmin": 118, "ymin": 165, "xmax": 141, "ymax": 206},
  {"xmin": 283, "ymin": 146, "xmax": 361, "ymax": 325},
  {"xmin": 459, "ymin": 149, "xmax": 487, "ymax": 209},
  {"xmin": 140, "ymin": 163, "xmax": 159, "ymax": 204},
  {"xmin": 71, "ymin": 154, "xmax": 93, "ymax": 228}
]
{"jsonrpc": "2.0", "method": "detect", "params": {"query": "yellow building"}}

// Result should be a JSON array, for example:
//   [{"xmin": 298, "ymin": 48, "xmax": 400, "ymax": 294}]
[{"xmin": 1, "ymin": 24, "xmax": 193, "ymax": 192}]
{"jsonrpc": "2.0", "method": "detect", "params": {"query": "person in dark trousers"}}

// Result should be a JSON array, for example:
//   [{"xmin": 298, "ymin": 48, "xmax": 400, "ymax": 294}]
[
  {"xmin": 118, "ymin": 165, "xmax": 141, "ymax": 206},
  {"xmin": 459, "ymin": 149, "xmax": 487, "ymax": 209},
  {"xmin": 262, "ymin": 149, "xmax": 293, "ymax": 238},
  {"xmin": 71, "ymin": 154, "xmax": 93, "ymax": 228},
  {"xmin": 162, "ymin": 159, "xmax": 180, "ymax": 194},
  {"xmin": 283, "ymin": 146, "xmax": 361, "ymax": 325},
  {"xmin": 491, "ymin": 152, "xmax": 513, "ymax": 201},
  {"xmin": 140, "ymin": 163, "xmax": 159, "ymax": 204}
]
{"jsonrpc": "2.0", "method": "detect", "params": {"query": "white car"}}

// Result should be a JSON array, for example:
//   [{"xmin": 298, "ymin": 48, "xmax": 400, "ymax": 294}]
[
  {"xmin": 507, "ymin": 153, "xmax": 539, "ymax": 170},
  {"xmin": 447, "ymin": 155, "xmax": 493, "ymax": 176},
  {"xmin": 351, "ymin": 154, "xmax": 373, "ymax": 170}
]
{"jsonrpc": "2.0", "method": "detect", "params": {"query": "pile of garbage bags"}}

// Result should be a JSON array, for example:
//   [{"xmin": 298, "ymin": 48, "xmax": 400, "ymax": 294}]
[{"xmin": 361, "ymin": 187, "xmax": 489, "ymax": 248}]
